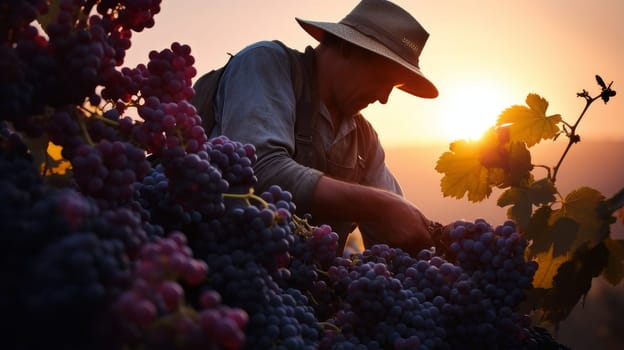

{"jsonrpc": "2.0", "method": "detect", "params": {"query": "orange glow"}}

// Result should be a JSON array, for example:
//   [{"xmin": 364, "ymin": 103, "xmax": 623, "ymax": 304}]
[
  {"xmin": 436, "ymin": 80, "xmax": 515, "ymax": 142},
  {"xmin": 123, "ymin": 1, "xmax": 624, "ymax": 148}
]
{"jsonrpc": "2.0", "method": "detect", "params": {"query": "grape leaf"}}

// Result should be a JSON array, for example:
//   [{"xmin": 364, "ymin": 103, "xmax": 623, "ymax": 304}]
[
  {"xmin": 530, "ymin": 178, "xmax": 558, "ymax": 205},
  {"xmin": 540, "ymin": 242, "xmax": 609, "ymax": 324},
  {"xmin": 532, "ymin": 245, "xmax": 570, "ymax": 289},
  {"xmin": 435, "ymin": 140, "xmax": 492, "ymax": 202},
  {"xmin": 497, "ymin": 178, "xmax": 557, "ymax": 231},
  {"xmin": 549, "ymin": 187, "xmax": 608, "ymax": 250},
  {"xmin": 603, "ymin": 238, "xmax": 624, "ymax": 286},
  {"xmin": 46, "ymin": 142, "xmax": 71, "ymax": 175},
  {"xmin": 598, "ymin": 187, "xmax": 624, "ymax": 221},
  {"xmin": 550, "ymin": 217, "xmax": 579, "ymax": 257},
  {"xmin": 496, "ymin": 93, "xmax": 562, "ymax": 147},
  {"xmin": 488, "ymin": 168, "xmax": 506, "ymax": 188},
  {"xmin": 525, "ymin": 205, "xmax": 554, "ymax": 256},
  {"xmin": 498, "ymin": 187, "xmax": 532, "ymax": 230}
]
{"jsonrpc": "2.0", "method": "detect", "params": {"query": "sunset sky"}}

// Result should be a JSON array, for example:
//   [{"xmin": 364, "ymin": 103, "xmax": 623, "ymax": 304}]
[{"xmin": 125, "ymin": 0, "xmax": 624, "ymax": 147}]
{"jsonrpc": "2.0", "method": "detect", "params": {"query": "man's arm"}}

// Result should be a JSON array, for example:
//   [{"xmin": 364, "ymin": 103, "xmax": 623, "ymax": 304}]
[
  {"xmin": 348, "ymin": 117, "xmax": 433, "ymax": 252},
  {"xmin": 311, "ymin": 175, "xmax": 434, "ymax": 253}
]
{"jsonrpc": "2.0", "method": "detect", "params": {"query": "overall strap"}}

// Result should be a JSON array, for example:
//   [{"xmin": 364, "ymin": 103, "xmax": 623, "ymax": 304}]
[
  {"xmin": 286, "ymin": 45, "xmax": 327, "ymax": 172},
  {"xmin": 281, "ymin": 43, "xmax": 375, "ymax": 176}
]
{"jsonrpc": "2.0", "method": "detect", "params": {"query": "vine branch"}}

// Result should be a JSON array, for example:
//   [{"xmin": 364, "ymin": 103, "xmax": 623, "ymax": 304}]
[{"xmin": 551, "ymin": 94, "xmax": 599, "ymax": 183}]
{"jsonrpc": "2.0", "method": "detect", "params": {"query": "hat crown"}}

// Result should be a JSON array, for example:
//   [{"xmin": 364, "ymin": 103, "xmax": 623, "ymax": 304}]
[{"xmin": 340, "ymin": 0, "xmax": 429, "ymax": 68}]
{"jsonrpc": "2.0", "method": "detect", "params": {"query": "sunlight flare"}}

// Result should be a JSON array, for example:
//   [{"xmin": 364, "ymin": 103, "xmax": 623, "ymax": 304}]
[{"xmin": 437, "ymin": 80, "xmax": 514, "ymax": 142}]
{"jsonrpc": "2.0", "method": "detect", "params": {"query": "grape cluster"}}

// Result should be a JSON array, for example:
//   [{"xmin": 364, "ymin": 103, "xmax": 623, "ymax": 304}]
[
  {"xmin": 0, "ymin": 149, "xmax": 129, "ymax": 349},
  {"xmin": 0, "ymin": 0, "xmax": 49, "ymax": 42},
  {"xmin": 206, "ymin": 135, "xmax": 258, "ymax": 192},
  {"xmin": 443, "ymin": 219, "xmax": 539, "ymax": 348},
  {"xmin": 135, "ymin": 163, "xmax": 204, "ymax": 230},
  {"xmin": 199, "ymin": 250, "xmax": 321, "ymax": 350},
  {"xmin": 159, "ymin": 145, "xmax": 228, "ymax": 218},
  {"xmin": 24, "ymin": 232, "xmax": 131, "ymax": 349},
  {"xmin": 70, "ymin": 140, "xmax": 151, "ymax": 208},
  {"xmin": 117, "ymin": 43, "xmax": 205, "ymax": 155},
  {"xmin": 171, "ymin": 183, "xmax": 325, "ymax": 350},
  {"xmin": 281, "ymin": 220, "xmax": 565, "ymax": 350},
  {"xmin": 112, "ymin": 233, "xmax": 248, "ymax": 350}
]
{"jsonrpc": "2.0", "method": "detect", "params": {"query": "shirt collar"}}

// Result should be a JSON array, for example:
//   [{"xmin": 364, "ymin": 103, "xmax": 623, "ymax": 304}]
[{"xmin": 319, "ymin": 101, "xmax": 357, "ymax": 140}]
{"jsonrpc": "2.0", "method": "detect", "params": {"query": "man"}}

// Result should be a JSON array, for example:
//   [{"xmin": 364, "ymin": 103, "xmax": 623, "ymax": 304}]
[{"xmin": 201, "ymin": 0, "xmax": 441, "ymax": 254}]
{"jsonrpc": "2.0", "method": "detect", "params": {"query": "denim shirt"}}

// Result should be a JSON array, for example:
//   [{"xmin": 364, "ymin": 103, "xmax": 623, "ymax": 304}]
[{"xmin": 212, "ymin": 41, "xmax": 403, "ymax": 239}]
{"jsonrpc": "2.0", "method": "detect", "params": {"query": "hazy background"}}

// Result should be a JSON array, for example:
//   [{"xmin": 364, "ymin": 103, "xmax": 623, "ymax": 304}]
[
  {"xmin": 122, "ymin": 1, "xmax": 624, "ymax": 348},
  {"xmin": 125, "ymin": 0, "xmax": 624, "ymax": 146}
]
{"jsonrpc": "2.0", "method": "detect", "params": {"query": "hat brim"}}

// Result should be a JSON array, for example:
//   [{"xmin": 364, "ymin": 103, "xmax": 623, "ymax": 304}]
[{"xmin": 296, "ymin": 18, "xmax": 438, "ymax": 98}]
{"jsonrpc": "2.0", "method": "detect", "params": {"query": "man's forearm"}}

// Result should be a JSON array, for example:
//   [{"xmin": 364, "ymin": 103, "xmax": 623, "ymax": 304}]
[
  {"xmin": 310, "ymin": 175, "xmax": 433, "ymax": 250},
  {"xmin": 310, "ymin": 175, "xmax": 401, "ymax": 223}
]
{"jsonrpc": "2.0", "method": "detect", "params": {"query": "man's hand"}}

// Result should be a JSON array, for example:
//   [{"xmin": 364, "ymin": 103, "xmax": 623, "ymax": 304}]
[
  {"xmin": 360, "ymin": 196, "xmax": 435, "ymax": 255},
  {"xmin": 311, "ymin": 175, "xmax": 437, "ymax": 254}
]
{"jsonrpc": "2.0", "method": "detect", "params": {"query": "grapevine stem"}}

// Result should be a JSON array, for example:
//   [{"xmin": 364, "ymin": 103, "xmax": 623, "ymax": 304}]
[
  {"xmin": 177, "ymin": 128, "xmax": 185, "ymax": 149},
  {"xmin": 223, "ymin": 188, "xmax": 269, "ymax": 208},
  {"xmin": 533, "ymin": 164, "xmax": 552, "ymax": 179},
  {"xmin": 551, "ymin": 95, "xmax": 599, "ymax": 182},
  {"xmin": 77, "ymin": 105, "xmax": 119, "ymax": 127},
  {"xmin": 315, "ymin": 268, "xmax": 329, "ymax": 277},
  {"xmin": 561, "ymin": 120, "xmax": 574, "ymax": 129},
  {"xmin": 92, "ymin": 113, "xmax": 120, "ymax": 126},
  {"xmin": 306, "ymin": 291, "xmax": 320, "ymax": 305},
  {"xmin": 292, "ymin": 214, "xmax": 315, "ymax": 236},
  {"xmin": 318, "ymin": 322, "xmax": 341, "ymax": 332},
  {"xmin": 76, "ymin": 111, "xmax": 95, "ymax": 146}
]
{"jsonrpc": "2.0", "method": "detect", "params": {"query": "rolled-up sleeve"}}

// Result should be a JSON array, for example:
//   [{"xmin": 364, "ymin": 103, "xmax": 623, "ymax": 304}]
[{"xmin": 214, "ymin": 41, "xmax": 323, "ymax": 212}]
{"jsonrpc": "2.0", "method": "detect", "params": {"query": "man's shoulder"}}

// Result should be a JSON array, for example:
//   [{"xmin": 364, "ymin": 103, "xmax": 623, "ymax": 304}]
[{"xmin": 236, "ymin": 40, "xmax": 294, "ymax": 59}]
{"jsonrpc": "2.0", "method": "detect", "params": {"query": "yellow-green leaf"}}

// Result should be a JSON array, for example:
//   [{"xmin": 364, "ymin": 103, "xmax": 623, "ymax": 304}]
[
  {"xmin": 550, "ymin": 217, "xmax": 579, "ymax": 257},
  {"xmin": 549, "ymin": 187, "xmax": 608, "ymax": 250},
  {"xmin": 435, "ymin": 140, "xmax": 492, "ymax": 202},
  {"xmin": 530, "ymin": 178, "xmax": 557, "ymax": 205},
  {"xmin": 498, "ymin": 186, "xmax": 532, "ymax": 230},
  {"xmin": 497, "ymin": 179, "xmax": 557, "ymax": 231},
  {"xmin": 46, "ymin": 142, "xmax": 71, "ymax": 175},
  {"xmin": 525, "ymin": 205, "xmax": 553, "ymax": 256},
  {"xmin": 532, "ymin": 245, "xmax": 570, "ymax": 289},
  {"xmin": 488, "ymin": 168, "xmax": 506, "ymax": 188},
  {"xmin": 525, "ymin": 93, "xmax": 549, "ymax": 115},
  {"xmin": 496, "ymin": 93, "xmax": 562, "ymax": 147}
]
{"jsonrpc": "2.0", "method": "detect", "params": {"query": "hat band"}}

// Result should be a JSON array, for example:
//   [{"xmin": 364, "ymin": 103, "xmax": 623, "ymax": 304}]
[{"xmin": 340, "ymin": 15, "xmax": 421, "ymax": 68}]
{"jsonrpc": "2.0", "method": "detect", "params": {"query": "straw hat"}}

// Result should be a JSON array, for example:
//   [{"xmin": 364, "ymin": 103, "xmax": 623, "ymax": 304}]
[{"xmin": 296, "ymin": 0, "xmax": 438, "ymax": 98}]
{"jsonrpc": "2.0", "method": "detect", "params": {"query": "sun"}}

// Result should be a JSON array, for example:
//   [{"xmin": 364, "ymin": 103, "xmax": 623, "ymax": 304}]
[{"xmin": 437, "ymin": 80, "xmax": 515, "ymax": 142}]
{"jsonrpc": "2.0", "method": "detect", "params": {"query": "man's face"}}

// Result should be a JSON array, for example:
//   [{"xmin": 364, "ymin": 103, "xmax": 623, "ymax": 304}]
[{"xmin": 332, "ymin": 50, "xmax": 407, "ymax": 117}]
